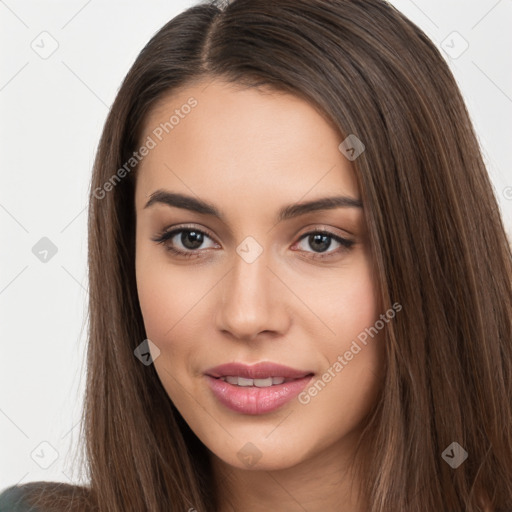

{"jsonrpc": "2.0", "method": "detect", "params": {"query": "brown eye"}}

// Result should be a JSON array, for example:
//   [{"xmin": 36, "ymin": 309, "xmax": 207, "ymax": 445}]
[
  {"xmin": 175, "ymin": 230, "xmax": 205, "ymax": 250},
  {"xmin": 152, "ymin": 227, "xmax": 218, "ymax": 258},
  {"xmin": 294, "ymin": 230, "xmax": 354, "ymax": 260}
]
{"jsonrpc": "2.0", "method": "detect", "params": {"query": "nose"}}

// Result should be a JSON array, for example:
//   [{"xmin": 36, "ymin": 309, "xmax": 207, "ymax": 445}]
[{"xmin": 215, "ymin": 248, "xmax": 291, "ymax": 342}]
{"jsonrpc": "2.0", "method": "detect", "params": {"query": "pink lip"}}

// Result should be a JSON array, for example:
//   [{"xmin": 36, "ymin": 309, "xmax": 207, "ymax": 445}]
[
  {"xmin": 205, "ymin": 361, "xmax": 313, "ymax": 380},
  {"xmin": 204, "ymin": 362, "xmax": 314, "ymax": 415}
]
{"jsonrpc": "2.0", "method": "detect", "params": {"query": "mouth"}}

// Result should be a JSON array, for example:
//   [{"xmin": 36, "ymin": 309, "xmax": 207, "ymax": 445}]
[
  {"xmin": 205, "ymin": 361, "xmax": 313, "ymax": 382},
  {"xmin": 204, "ymin": 361, "xmax": 315, "ymax": 415},
  {"xmin": 214, "ymin": 375, "xmax": 304, "ymax": 387}
]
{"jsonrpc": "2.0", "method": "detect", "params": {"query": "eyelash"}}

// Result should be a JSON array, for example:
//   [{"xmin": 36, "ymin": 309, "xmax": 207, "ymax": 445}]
[{"xmin": 152, "ymin": 224, "xmax": 355, "ymax": 261}]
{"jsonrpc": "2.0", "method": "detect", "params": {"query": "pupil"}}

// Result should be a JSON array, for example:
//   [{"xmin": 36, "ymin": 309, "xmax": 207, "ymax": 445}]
[
  {"xmin": 310, "ymin": 234, "xmax": 331, "ymax": 253},
  {"xmin": 182, "ymin": 231, "xmax": 203, "ymax": 250}
]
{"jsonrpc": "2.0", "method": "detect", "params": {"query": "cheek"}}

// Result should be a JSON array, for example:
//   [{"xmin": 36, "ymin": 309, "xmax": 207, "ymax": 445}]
[
  {"xmin": 343, "ymin": 270, "xmax": 380, "ymax": 343},
  {"xmin": 136, "ymin": 256, "xmax": 172, "ymax": 341},
  {"xmin": 342, "ymin": 255, "xmax": 383, "ymax": 377},
  {"xmin": 134, "ymin": 249, "xmax": 218, "ymax": 403},
  {"xmin": 318, "ymin": 252, "xmax": 381, "ymax": 353},
  {"xmin": 135, "ymin": 248, "xmax": 205, "ymax": 343},
  {"xmin": 135, "ymin": 256, "xmax": 201, "ymax": 404},
  {"xmin": 308, "ymin": 252, "xmax": 384, "ymax": 411}
]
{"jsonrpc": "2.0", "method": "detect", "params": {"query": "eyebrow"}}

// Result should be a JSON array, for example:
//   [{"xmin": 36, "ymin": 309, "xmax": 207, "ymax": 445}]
[{"xmin": 144, "ymin": 190, "xmax": 363, "ymax": 222}]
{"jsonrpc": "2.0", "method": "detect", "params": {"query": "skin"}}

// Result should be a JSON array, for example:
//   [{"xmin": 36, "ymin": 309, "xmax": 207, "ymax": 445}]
[{"xmin": 134, "ymin": 78, "xmax": 386, "ymax": 512}]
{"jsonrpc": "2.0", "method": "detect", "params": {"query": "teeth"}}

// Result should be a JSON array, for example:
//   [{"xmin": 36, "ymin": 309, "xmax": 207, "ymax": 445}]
[
  {"xmin": 238, "ymin": 377, "xmax": 254, "ymax": 387},
  {"xmin": 254, "ymin": 378, "xmax": 273, "ymax": 387},
  {"xmin": 220, "ymin": 376, "xmax": 288, "ymax": 387}
]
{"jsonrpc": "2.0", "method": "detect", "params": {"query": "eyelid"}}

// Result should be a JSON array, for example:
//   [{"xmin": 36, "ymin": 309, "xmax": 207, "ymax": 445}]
[
  {"xmin": 295, "ymin": 224, "xmax": 353, "ymax": 240},
  {"xmin": 152, "ymin": 223, "xmax": 218, "ymax": 243},
  {"xmin": 292, "ymin": 229, "xmax": 354, "ymax": 255},
  {"xmin": 155, "ymin": 223, "xmax": 352, "ymax": 242},
  {"xmin": 152, "ymin": 223, "xmax": 354, "ymax": 259}
]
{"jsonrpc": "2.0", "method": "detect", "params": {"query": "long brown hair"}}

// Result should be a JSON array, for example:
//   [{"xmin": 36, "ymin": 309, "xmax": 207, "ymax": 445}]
[{"xmin": 18, "ymin": 0, "xmax": 512, "ymax": 510}]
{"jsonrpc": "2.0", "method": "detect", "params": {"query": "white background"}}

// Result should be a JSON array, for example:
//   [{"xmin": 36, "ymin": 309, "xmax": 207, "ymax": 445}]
[{"xmin": 1, "ymin": 0, "xmax": 511, "ymax": 489}]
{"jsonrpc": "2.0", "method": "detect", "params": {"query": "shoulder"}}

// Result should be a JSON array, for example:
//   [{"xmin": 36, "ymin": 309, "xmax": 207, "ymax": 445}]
[
  {"xmin": 0, "ymin": 483, "xmax": 38, "ymax": 512},
  {"xmin": 0, "ymin": 481, "xmax": 94, "ymax": 512}
]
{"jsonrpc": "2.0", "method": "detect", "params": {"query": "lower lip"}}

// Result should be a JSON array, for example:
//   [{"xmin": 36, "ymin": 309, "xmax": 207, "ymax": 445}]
[{"xmin": 205, "ymin": 375, "xmax": 313, "ymax": 415}]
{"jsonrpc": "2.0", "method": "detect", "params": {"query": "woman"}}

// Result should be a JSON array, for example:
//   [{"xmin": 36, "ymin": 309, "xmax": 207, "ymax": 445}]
[{"xmin": 1, "ymin": 0, "xmax": 511, "ymax": 510}]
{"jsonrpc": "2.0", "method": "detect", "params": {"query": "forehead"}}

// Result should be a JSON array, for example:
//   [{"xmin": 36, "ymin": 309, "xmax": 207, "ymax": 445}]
[{"xmin": 134, "ymin": 79, "xmax": 360, "ymax": 214}]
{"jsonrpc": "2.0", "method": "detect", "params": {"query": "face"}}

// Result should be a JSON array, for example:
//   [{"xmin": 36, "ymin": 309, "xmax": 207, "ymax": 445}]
[{"xmin": 134, "ymin": 78, "xmax": 385, "ymax": 471}]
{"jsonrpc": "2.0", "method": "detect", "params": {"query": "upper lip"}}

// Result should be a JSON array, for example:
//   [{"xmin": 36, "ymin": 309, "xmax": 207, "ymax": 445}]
[{"xmin": 205, "ymin": 362, "xmax": 314, "ymax": 380}]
